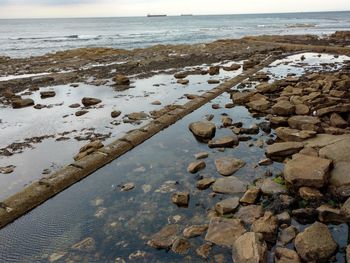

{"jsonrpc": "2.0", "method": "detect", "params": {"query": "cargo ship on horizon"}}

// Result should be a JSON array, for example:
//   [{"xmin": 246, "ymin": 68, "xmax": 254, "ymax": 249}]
[{"xmin": 147, "ymin": 14, "xmax": 167, "ymax": 17}]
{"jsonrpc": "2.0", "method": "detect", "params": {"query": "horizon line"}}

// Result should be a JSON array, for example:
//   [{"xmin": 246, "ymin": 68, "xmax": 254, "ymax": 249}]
[{"xmin": 0, "ymin": 9, "xmax": 349, "ymax": 20}]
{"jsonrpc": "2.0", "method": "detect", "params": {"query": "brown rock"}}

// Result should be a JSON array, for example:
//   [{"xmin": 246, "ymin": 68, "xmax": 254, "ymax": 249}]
[
  {"xmin": 196, "ymin": 178, "xmax": 215, "ymax": 190},
  {"xmin": 75, "ymin": 110, "xmax": 88, "ymax": 116},
  {"xmin": 189, "ymin": 121, "xmax": 216, "ymax": 142},
  {"xmin": 177, "ymin": 79, "xmax": 189, "ymax": 85},
  {"xmin": 215, "ymin": 157, "xmax": 245, "ymax": 176},
  {"xmin": 11, "ymin": 98, "xmax": 34, "ymax": 109},
  {"xmin": 174, "ymin": 72, "xmax": 187, "ymax": 79},
  {"xmin": 231, "ymin": 91, "xmax": 255, "ymax": 104},
  {"xmin": 294, "ymin": 222, "xmax": 337, "ymax": 263},
  {"xmin": 114, "ymin": 74, "xmax": 130, "ymax": 85},
  {"xmin": 208, "ymin": 79, "xmax": 220, "ymax": 84},
  {"xmin": 247, "ymin": 99, "xmax": 270, "ymax": 112},
  {"xmin": 299, "ymin": 187, "xmax": 323, "ymax": 200},
  {"xmin": 317, "ymin": 205, "xmax": 346, "ymax": 224},
  {"xmin": 288, "ymin": 116, "xmax": 320, "ymax": 130},
  {"xmin": 251, "ymin": 212, "xmax": 278, "ymax": 243},
  {"xmin": 183, "ymin": 225, "xmax": 208, "ymax": 238},
  {"xmin": 266, "ymin": 142, "xmax": 304, "ymax": 158},
  {"xmin": 215, "ymin": 197, "xmax": 240, "ymax": 215},
  {"xmin": 171, "ymin": 238, "xmax": 190, "ymax": 254},
  {"xmin": 208, "ymin": 66, "xmax": 220, "ymax": 75},
  {"xmin": 111, "ymin": 110, "xmax": 122, "ymax": 118},
  {"xmin": 127, "ymin": 112, "xmax": 149, "ymax": 120},
  {"xmin": 69, "ymin": 103, "xmax": 80, "ymax": 108},
  {"xmin": 330, "ymin": 113, "xmax": 348, "ymax": 128},
  {"xmin": 277, "ymin": 226, "xmax": 297, "ymax": 246},
  {"xmin": 71, "ymin": 237, "xmax": 96, "ymax": 252},
  {"xmin": 232, "ymin": 232, "xmax": 267, "ymax": 263},
  {"xmin": 147, "ymin": 225, "xmax": 178, "ymax": 249},
  {"xmin": 82, "ymin": 97, "xmax": 102, "ymax": 107},
  {"xmin": 171, "ymin": 192, "xmax": 189, "ymax": 207},
  {"xmin": 40, "ymin": 90, "xmax": 56, "ymax": 98},
  {"xmin": 235, "ymin": 205, "xmax": 264, "ymax": 225},
  {"xmin": 187, "ymin": 160, "xmax": 206, "ymax": 173},
  {"xmin": 275, "ymin": 127, "xmax": 316, "ymax": 142},
  {"xmin": 212, "ymin": 177, "xmax": 248, "ymax": 194},
  {"xmin": 196, "ymin": 243, "xmax": 212, "ymax": 259},
  {"xmin": 240, "ymin": 188, "xmax": 260, "ymax": 204},
  {"xmin": 295, "ymin": 104, "xmax": 310, "ymax": 115},
  {"xmin": 272, "ymin": 101, "xmax": 295, "ymax": 116},
  {"xmin": 275, "ymin": 247, "xmax": 301, "ymax": 263},
  {"xmin": 261, "ymin": 178, "xmax": 287, "ymax": 195},
  {"xmin": 208, "ymin": 135, "xmax": 238, "ymax": 148}
]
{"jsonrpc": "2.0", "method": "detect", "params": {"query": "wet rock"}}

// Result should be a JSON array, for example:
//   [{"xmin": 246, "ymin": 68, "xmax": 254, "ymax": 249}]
[
  {"xmin": 240, "ymin": 187, "xmax": 260, "ymax": 204},
  {"xmin": 12, "ymin": 98, "xmax": 34, "ymax": 109},
  {"xmin": 235, "ymin": 205, "xmax": 264, "ymax": 225},
  {"xmin": 221, "ymin": 116, "xmax": 233, "ymax": 127},
  {"xmin": 294, "ymin": 222, "xmax": 337, "ymax": 263},
  {"xmin": 251, "ymin": 211, "xmax": 278, "ymax": 243},
  {"xmin": 258, "ymin": 122, "xmax": 271, "ymax": 134},
  {"xmin": 128, "ymin": 251, "xmax": 148, "ymax": 261},
  {"xmin": 266, "ymin": 142, "xmax": 304, "ymax": 159},
  {"xmin": 208, "ymin": 66, "xmax": 220, "ymax": 75},
  {"xmin": 171, "ymin": 238, "xmax": 191, "ymax": 254},
  {"xmin": 189, "ymin": 121, "xmax": 216, "ymax": 142},
  {"xmin": 71, "ymin": 237, "xmax": 96, "ymax": 252},
  {"xmin": 194, "ymin": 152, "xmax": 209, "ymax": 160},
  {"xmin": 171, "ymin": 192, "xmax": 189, "ymax": 207},
  {"xmin": 240, "ymin": 124, "xmax": 260, "ymax": 135},
  {"xmin": 275, "ymin": 247, "xmax": 301, "ymax": 263},
  {"xmin": 127, "ymin": 112, "xmax": 149, "ymax": 121},
  {"xmin": 114, "ymin": 74, "xmax": 130, "ymax": 85},
  {"xmin": 75, "ymin": 110, "xmax": 88, "ymax": 116},
  {"xmin": 48, "ymin": 252, "xmax": 67, "ymax": 262},
  {"xmin": 243, "ymin": 60, "xmax": 258, "ymax": 70},
  {"xmin": 299, "ymin": 187, "xmax": 323, "ymax": 200},
  {"xmin": 205, "ymin": 217, "xmax": 246, "ymax": 247},
  {"xmin": 272, "ymin": 101, "xmax": 295, "ymax": 116},
  {"xmin": 284, "ymin": 154, "xmax": 332, "ymax": 188},
  {"xmin": 261, "ymin": 178, "xmax": 287, "ymax": 195},
  {"xmin": 0, "ymin": 165, "xmax": 15, "ymax": 174},
  {"xmin": 120, "ymin": 182, "xmax": 135, "ymax": 192},
  {"xmin": 211, "ymin": 103, "xmax": 221, "ymax": 109},
  {"xmin": 258, "ymin": 158, "xmax": 273, "ymax": 166},
  {"xmin": 196, "ymin": 243, "xmax": 212, "ymax": 259},
  {"xmin": 208, "ymin": 135, "xmax": 238, "ymax": 148},
  {"xmin": 151, "ymin": 100, "xmax": 162, "ymax": 105},
  {"xmin": 232, "ymin": 232, "xmax": 267, "ymax": 263},
  {"xmin": 79, "ymin": 140, "xmax": 103, "ymax": 153},
  {"xmin": 288, "ymin": 116, "xmax": 320, "ymax": 130},
  {"xmin": 196, "ymin": 178, "xmax": 215, "ymax": 190},
  {"xmin": 177, "ymin": 79, "xmax": 189, "ymax": 85},
  {"xmin": 69, "ymin": 103, "xmax": 80, "ymax": 108},
  {"xmin": 183, "ymin": 225, "xmax": 208, "ymax": 238},
  {"xmin": 111, "ymin": 110, "xmax": 121, "ymax": 118},
  {"xmin": 187, "ymin": 160, "xmax": 206, "ymax": 173},
  {"xmin": 246, "ymin": 99, "xmax": 270, "ymax": 113},
  {"xmin": 208, "ymin": 79, "xmax": 220, "ymax": 84},
  {"xmin": 215, "ymin": 157, "xmax": 245, "ymax": 176},
  {"xmin": 147, "ymin": 224, "xmax": 178, "ymax": 249},
  {"xmin": 174, "ymin": 72, "xmax": 187, "ymax": 79},
  {"xmin": 277, "ymin": 226, "xmax": 297, "ymax": 246},
  {"xmin": 215, "ymin": 197, "xmax": 240, "ymax": 215},
  {"xmin": 40, "ymin": 90, "xmax": 56, "ymax": 98},
  {"xmin": 275, "ymin": 127, "xmax": 316, "ymax": 142},
  {"xmin": 81, "ymin": 97, "xmax": 101, "ymax": 107}
]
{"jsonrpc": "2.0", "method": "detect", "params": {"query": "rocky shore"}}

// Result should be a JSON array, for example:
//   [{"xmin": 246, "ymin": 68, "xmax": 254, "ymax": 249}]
[{"xmin": 0, "ymin": 31, "xmax": 350, "ymax": 262}]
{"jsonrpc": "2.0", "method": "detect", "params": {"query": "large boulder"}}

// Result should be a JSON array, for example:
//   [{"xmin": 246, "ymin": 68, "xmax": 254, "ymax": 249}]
[
  {"xmin": 215, "ymin": 157, "xmax": 245, "ymax": 176},
  {"xmin": 272, "ymin": 101, "xmax": 295, "ymax": 116},
  {"xmin": 212, "ymin": 176, "xmax": 248, "ymax": 194},
  {"xmin": 189, "ymin": 121, "xmax": 216, "ymax": 142},
  {"xmin": 294, "ymin": 222, "xmax": 337, "ymax": 263},
  {"xmin": 205, "ymin": 217, "xmax": 246, "ymax": 247},
  {"xmin": 284, "ymin": 154, "xmax": 332, "ymax": 188},
  {"xmin": 266, "ymin": 142, "xmax": 304, "ymax": 159},
  {"xmin": 232, "ymin": 232, "xmax": 267, "ymax": 263}
]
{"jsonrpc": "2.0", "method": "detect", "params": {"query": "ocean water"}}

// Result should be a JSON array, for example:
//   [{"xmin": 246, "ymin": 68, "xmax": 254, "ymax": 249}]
[{"xmin": 0, "ymin": 11, "xmax": 349, "ymax": 58}]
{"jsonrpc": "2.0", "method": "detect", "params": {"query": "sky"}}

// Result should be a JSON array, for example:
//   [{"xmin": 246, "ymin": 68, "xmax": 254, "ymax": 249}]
[{"xmin": 0, "ymin": 0, "xmax": 349, "ymax": 19}]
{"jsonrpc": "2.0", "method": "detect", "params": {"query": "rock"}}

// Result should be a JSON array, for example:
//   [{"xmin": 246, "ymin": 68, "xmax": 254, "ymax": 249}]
[
  {"xmin": 275, "ymin": 127, "xmax": 316, "ymax": 142},
  {"xmin": 247, "ymin": 99, "xmax": 270, "ymax": 112},
  {"xmin": 151, "ymin": 100, "xmax": 162, "ymax": 105},
  {"xmin": 114, "ymin": 74, "xmax": 130, "ymax": 85},
  {"xmin": 258, "ymin": 158, "xmax": 273, "ymax": 166},
  {"xmin": 292, "ymin": 208, "xmax": 318, "ymax": 224},
  {"xmin": 215, "ymin": 157, "xmax": 245, "ymax": 176},
  {"xmin": 223, "ymin": 63, "xmax": 241, "ymax": 71},
  {"xmin": 71, "ymin": 237, "xmax": 96, "ymax": 252},
  {"xmin": 295, "ymin": 104, "xmax": 310, "ymax": 115},
  {"xmin": 240, "ymin": 188, "xmax": 260, "ymax": 204},
  {"xmin": 177, "ymin": 79, "xmax": 189, "ymax": 85},
  {"xmin": 243, "ymin": 60, "xmax": 257, "ymax": 70},
  {"xmin": 171, "ymin": 238, "xmax": 191, "ymax": 254},
  {"xmin": 319, "ymin": 138, "xmax": 350, "ymax": 163},
  {"xmin": 251, "ymin": 212, "xmax": 278, "ymax": 243},
  {"xmin": 277, "ymin": 211, "xmax": 291, "ymax": 225},
  {"xmin": 0, "ymin": 165, "xmax": 15, "ymax": 174},
  {"xmin": 261, "ymin": 178, "xmax": 287, "ymax": 195},
  {"xmin": 284, "ymin": 154, "xmax": 332, "ymax": 188},
  {"xmin": 48, "ymin": 252, "xmax": 67, "ymax": 262},
  {"xmin": 79, "ymin": 140, "xmax": 103, "ymax": 153},
  {"xmin": 147, "ymin": 224, "xmax": 178, "ymax": 249},
  {"xmin": 330, "ymin": 113, "xmax": 348, "ymax": 128},
  {"xmin": 270, "ymin": 116, "xmax": 288, "ymax": 126},
  {"xmin": 75, "ymin": 110, "xmax": 88, "ymax": 116},
  {"xmin": 212, "ymin": 177, "xmax": 247, "ymax": 194},
  {"xmin": 277, "ymin": 226, "xmax": 297, "ymax": 246},
  {"xmin": 341, "ymin": 197, "xmax": 350, "ymax": 217},
  {"xmin": 185, "ymin": 94, "xmax": 198, "ymax": 100},
  {"xmin": 221, "ymin": 116, "xmax": 233, "ymax": 127},
  {"xmin": 81, "ymin": 97, "xmax": 102, "ymax": 107},
  {"xmin": 205, "ymin": 217, "xmax": 246, "ymax": 247},
  {"xmin": 187, "ymin": 160, "xmax": 206, "ymax": 173},
  {"xmin": 40, "ymin": 90, "xmax": 56, "ymax": 98},
  {"xmin": 127, "ymin": 112, "xmax": 149, "ymax": 120},
  {"xmin": 208, "ymin": 135, "xmax": 238, "ymax": 148},
  {"xmin": 120, "ymin": 182, "xmax": 135, "ymax": 192},
  {"xmin": 194, "ymin": 152, "xmax": 209, "ymax": 159},
  {"xmin": 299, "ymin": 187, "xmax": 323, "ymax": 200},
  {"xmin": 235, "ymin": 205, "xmax": 264, "ymax": 225},
  {"xmin": 288, "ymin": 116, "xmax": 320, "ymax": 130},
  {"xmin": 240, "ymin": 124, "xmax": 260, "ymax": 135},
  {"xmin": 196, "ymin": 243, "xmax": 212, "ymax": 259},
  {"xmin": 299, "ymin": 147, "xmax": 319, "ymax": 157},
  {"xmin": 174, "ymin": 72, "xmax": 187, "ymax": 79},
  {"xmin": 212, "ymin": 103, "xmax": 221, "ymax": 109},
  {"xmin": 215, "ymin": 197, "xmax": 240, "ymax": 215},
  {"xmin": 183, "ymin": 225, "xmax": 208, "ymax": 238},
  {"xmin": 275, "ymin": 248, "xmax": 301, "ymax": 263},
  {"xmin": 231, "ymin": 91, "xmax": 255, "ymax": 104},
  {"xmin": 171, "ymin": 192, "xmax": 189, "ymax": 207},
  {"xmin": 272, "ymin": 101, "xmax": 295, "ymax": 116},
  {"xmin": 232, "ymin": 232, "xmax": 267, "ymax": 263},
  {"xmin": 347, "ymin": 246, "xmax": 350, "ymax": 263},
  {"xmin": 111, "ymin": 110, "xmax": 122, "ymax": 118},
  {"xmin": 208, "ymin": 66, "xmax": 220, "ymax": 75},
  {"xmin": 69, "ymin": 103, "xmax": 80, "ymax": 108},
  {"xmin": 189, "ymin": 121, "xmax": 216, "ymax": 142},
  {"xmin": 196, "ymin": 178, "xmax": 216, "ymax": 190},
  {"xmin": 294, "ymin": 222, "xmax": 337, "ymax": 263},
  {"xmin": 266, "ymin": 142, "xmax": 304, "ymax": 158},
  {"xmin": 11, "ymin": 98, "xmax": 34, "ymax": 108},
  {"xmin": 317, "ymin": 205, "xmax": 346, "ymax": 224},
  {"xmin": 208, "ymin": 79, "xmax": 220, "ymax": 84}
]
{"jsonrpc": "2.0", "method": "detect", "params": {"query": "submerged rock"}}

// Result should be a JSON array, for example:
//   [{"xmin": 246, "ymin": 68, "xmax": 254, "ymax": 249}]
[
  {"xmin": 171, "ymin": 238, "xmax": 191, "ymax": 254},
  {"xmin": 214, "ymin": 157, "xmax": 245, "ymax": 176},
  {"xmin": 71, "ymin": 237, "xmax": 96, "ymax": 252},
  {"xmin": 148, "ymin": 224, "xmax": 178, "ymax": 249},
  {"xmin": 171, "ymin": 192, "xmax": 189, "ymax": 207},
  {"xmin": 212, "ymin": 177, "xmax": 247, "ymax": 194},
  {"xmin": 183, "ymin": 225, "xmax": 208, "ymax": 238}
]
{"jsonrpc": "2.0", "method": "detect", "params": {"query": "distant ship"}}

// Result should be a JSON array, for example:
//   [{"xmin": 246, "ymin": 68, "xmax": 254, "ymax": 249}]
[
  {"xmin": 147, "ymin": 14, "xmax": 167, "ymax": 17},
  {"xmin": 181, "ymin": 14, "xmax": 193, "ymax": 16}
]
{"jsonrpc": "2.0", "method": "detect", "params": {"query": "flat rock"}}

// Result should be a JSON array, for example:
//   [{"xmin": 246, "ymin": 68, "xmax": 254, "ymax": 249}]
[
  {"xmin": 246, "ymin": 99, "xmax": 270, "ymax": 113},
  {"xmin": 189, "ymin": 121, "xmax": 216, "ymax": 142},
  {"xmin": 196, "ymin": 178, "xmax": 216, "ymax": 190},
  {"xmin": 284, "ymin": 154, "xmax": 332, "ymax": 188},
  {"xmin": 266, "ymin": 142, "xmax": 304, "ymax": 158},
  {"xmin": 127, "ymin": 112, "xmax": 149, "ymax": 121},
  {"xmin": 240, "ymin": 188, "xmax": 260, "ymax": 204},
  {"xmin": 275, "ymin": 127, "xmax": 316, "ymax": 142},
  {"xmin": 183, "ymin": 225, "xmax": 208, "ymax": 238},
  {"xmin": 231, "ymin": 91, "xmax": 255, "ymax": 104},
  {"xmin": 215, "ymin": 157, "xmax": 245, "ymax": 176},
  {"xmin": 194, "ymin": 152, "xmax": 209, "ymax": 159},
  {"xmin": 299, "ymin": 187, "xmax": 323, "ymax": 200},
  {"xmin": 205, "ymin": 217, "xmax": 246, "ymax": 247},
  {"xmin": 295, "ymin": 104, "xmax": 310, "ymax": 115},
  {"xmin": 81, "ymin": 97, "xmax": 101, "ymax": 107},
  {"xmin": 272, "ymin": 101, "xmax": 295, "ymax": 116},
  {"xmin": 171, "ymin": 238, "xmax": 190, "ymax": 254},
  {"xmin": 177, "ymin": 79, "xmax": 189, "ymax": 85},
  {"xmin": 208, "ymin": 135, "xmax": 238, "ymax": 148},
  {"xmin": 294, "ymin": 222, "xmax": 337, "ymax": 263},
  {"xmin": 277, "ymin": 226, "xmax": 298, "ymax": 246},
  {"xmin": 319, "ymin": 137, "xmax": 350, "ymax": 162},
  {"xmin": 261, "ymin": 178, "xmax": 287, "ymax": 195},
  {"xmin": 147, "ymin": 224, "xmax": 178, "ymax": 249},
  {"xmin": 212, "ymin": 177, "xmax": 248, "ymax": 194},
  {"xmin": 40, "ymin": 90, "xmax": 56, "ymax": 98},
  {"xmin": 187, "ymin": 160, "xmax": 206, "ymax": 173},
  {"xmin": 232, "ymin": 232, "xmax": 267, "ymax": 263},
  {"xmin": 235, "ymin": 205, "xmax": 264, "ymax": 225},
  {"xmin": 12, "ymin": 98, "xmax": 34, "ymax": 108},
  {"xmin": 215, "ymin": 197, "xmax": 240, "ymax": 215},
  {"xmin": 288, "ymin": 116, "xmax": 320, "ymax": 130}
]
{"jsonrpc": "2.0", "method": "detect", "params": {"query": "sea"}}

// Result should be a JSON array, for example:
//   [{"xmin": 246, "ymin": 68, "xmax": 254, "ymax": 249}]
[{"xmin": 0, "ymin": 11, "xmax": 349, "ymax": 58}]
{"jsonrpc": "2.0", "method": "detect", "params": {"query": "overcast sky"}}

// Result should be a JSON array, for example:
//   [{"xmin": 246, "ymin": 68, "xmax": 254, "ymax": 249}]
[{"xmin": 0, "ymin": 0, "xmax": 349, "ymax": 19}]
